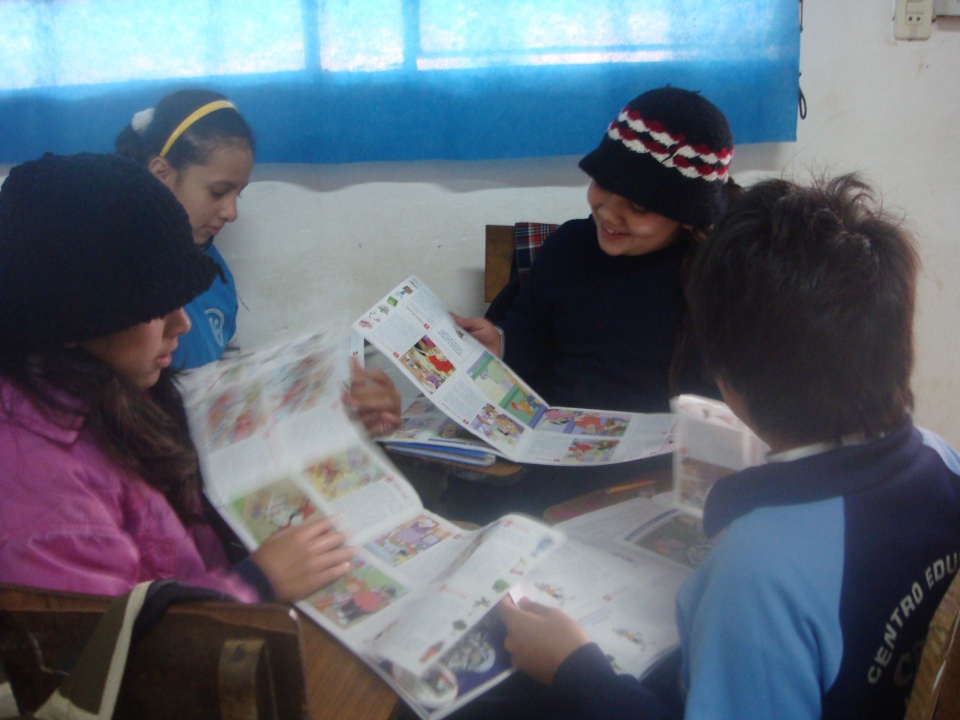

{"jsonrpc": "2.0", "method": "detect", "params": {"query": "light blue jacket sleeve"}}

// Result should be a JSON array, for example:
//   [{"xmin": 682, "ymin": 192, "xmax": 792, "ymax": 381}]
[{"xmin": 677, "ymin": 500, "xmax": 846, "ymax": 720}]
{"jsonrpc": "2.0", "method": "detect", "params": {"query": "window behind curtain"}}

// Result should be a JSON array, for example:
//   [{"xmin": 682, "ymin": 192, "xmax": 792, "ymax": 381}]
[{"xmin": 0, "ymin": 0, "xmax": 800, "ymax": 164}]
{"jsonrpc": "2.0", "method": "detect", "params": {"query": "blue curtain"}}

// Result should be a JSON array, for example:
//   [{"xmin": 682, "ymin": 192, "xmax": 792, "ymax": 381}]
[{"xmin": 0, "ymin": 1, "xmax": 800, "ymax": 164}]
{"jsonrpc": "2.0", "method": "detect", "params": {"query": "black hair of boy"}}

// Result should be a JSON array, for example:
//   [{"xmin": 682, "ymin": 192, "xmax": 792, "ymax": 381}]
[{"xmin": 687, "ymin": 174, "xmax": 919, "ymax": 446}]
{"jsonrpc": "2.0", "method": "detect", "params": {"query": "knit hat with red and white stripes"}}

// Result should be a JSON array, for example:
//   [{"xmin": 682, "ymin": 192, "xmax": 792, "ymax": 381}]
[{"xmin": 578, "ymin": 86, "xmax": 734, "ymax": 229}]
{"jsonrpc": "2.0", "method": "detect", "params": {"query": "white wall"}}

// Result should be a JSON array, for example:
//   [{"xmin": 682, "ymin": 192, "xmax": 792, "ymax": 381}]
[
  {"xmin": 786, "ymin": 3, "xmax": 960, "ymax": 447},
  {"xmin": 6, "ymin": 3, "xmax": 960, "ymax": 444}
]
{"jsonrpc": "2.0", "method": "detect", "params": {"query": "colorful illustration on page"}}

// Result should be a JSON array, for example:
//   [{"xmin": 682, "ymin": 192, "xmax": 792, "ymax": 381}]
[
  {"xmin": 201, "ymin": 381, "xmax": 268, "ymax": 450},
  {"xmin": 230, "ymin": 477, "xmax": 322, "ymax": 544},
  {"xmin": 310, "ymin": 559, "xmax": 407, "ymax": 629},
  {"xmin": 384, "ymin": 661, "xmax": 458, "ymax": 711},
  {"xmin": 401, "ymin": 335, "xmax": 456, "ymax": 394},
  {"xmin": 633, "ymin": 513, "xmax": 713, "ymax": 569},
  {"xmin": 265, "ymin": 350, "xmax": 335, "ymax": 420},
  {"xmin": 538, "ymin": 407, "xmax": 577, "ymax": 432},
  {"xmin": 437, "ymin": 419, "xmax": 479, "ymax": 442},
  {"xmin": 302, "ymin": 446, "xmax": 385, "ymax": 501},
  {"xmin": 367, "ymin": 514, "xmax": 452, "ymax": 567},
  {"xmin": 470, "ymin": 404, "xmax": 523, "ymax": 447},
  {"xmin": 500, "ymin": 387, "xmax": 546, "ymax": 426},
  {"xmin": 676, "ymin": 455, "xmax": 736, "ymax": 511},
  {"xmin": 212, "ymin": 358, "xmax": 256, "ymax": 386},
  {"xmin": 562, "ymin": 439, "xmax": 619, "ymax": 463},
  {"xmin": 537, "ymin": 408, "xmax": 631, "ymax": 437},
  {"xmin": 467, "ymin": 353, "xmax": 539, "ymax": 422},
  {"xmin": 437, "ymin": 610, "xmax": 511, "ymax": 699},
  {"xmin": 469, "ymin": 353, "xmax": 520, "ymax": 404}
]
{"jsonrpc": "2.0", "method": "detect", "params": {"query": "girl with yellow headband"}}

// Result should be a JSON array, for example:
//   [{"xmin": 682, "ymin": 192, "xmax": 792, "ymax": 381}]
[
  {"xmin": 116, "ymin": 89, "xmax": 402, "ymax": 436},
  {"xmin": 116, "ymin": 89, "xmax": 254, "ymax": 371}
]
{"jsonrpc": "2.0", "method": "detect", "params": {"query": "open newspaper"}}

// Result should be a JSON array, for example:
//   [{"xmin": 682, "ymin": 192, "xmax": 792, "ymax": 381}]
[
  {"xmin": 178, "ymin": 330, "xmax": 737, "ymax": 718},
  {"xmin": 517, "ymin": 400, "xmax": 768, "ymax": 679},
  {"xmin": 516, "ymin": 493, "xmax": 703, "ymax": 680},
  {"xmin": 179, "ymin": 330, "xmax": 571, "ymax": 718},
  {"xmin": 353, "ymin": 276, "xmax": 676, "ymax": 466}
]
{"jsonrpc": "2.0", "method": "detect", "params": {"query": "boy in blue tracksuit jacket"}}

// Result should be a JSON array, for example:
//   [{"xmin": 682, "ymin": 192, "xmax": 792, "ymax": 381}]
[{"xmin": 476, "ymin": 175, "xmax": 960, "ymax": 720}]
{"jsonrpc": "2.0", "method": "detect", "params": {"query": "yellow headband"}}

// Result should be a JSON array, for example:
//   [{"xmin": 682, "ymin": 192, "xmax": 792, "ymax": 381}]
[{"xmin": 158, "ymin": 100, "xmax": 238, "ymax": 158}]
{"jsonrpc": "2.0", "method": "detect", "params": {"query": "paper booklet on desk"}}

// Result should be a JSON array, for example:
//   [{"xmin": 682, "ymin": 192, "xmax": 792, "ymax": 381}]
[
  {"xmin": 353, "ymin": 275, "xmax": 677, "ymax": 467},
  {"xmin": 380, "ymin": 396, "xmax": 503, "ymax": 467},
  {"xmin": 180, "ymin": 329, "xmax": 567, "ymax": 718},
  {"xmin": 513, "ymin": 396, "xmax": 770, "ymax": 682},
  {"xmin": 178, "ymin": 330, "xmax": 726, "ymax": 719}
]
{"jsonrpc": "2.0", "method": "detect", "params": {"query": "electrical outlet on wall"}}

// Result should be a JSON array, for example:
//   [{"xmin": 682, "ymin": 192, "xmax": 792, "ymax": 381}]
[{"xmin": 894, "ymin": 0, "xmax": 934, "ymax": 39}]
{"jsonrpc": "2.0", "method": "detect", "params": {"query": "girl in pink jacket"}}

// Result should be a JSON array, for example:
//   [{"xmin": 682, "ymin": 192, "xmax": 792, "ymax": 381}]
[{"xmin": 0, "ymin": 153, "xmax": 353, "ymax": 603}]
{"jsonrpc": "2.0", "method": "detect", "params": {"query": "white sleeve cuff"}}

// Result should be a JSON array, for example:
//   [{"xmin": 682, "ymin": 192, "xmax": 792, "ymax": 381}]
[{"xmin": 494, "ymin": 325, "xmax": 505, "ymax": 358}]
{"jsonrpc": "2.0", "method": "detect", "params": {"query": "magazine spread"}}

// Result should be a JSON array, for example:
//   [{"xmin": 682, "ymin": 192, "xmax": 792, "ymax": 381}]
[
  {"xmin": 180, "ymin": 330, "xmax": 568, "ymax": 718},
  {"xmin": 518, "ymin": 493, "xmax": 709, "ymax": 679},
  {"xmin": 353, "ymin": 276, "xmax": 677, "ymax": 466},
  {"xmin": 517, "ymin": 400, "xmax": 764, "ymax": 683},
  {"xmin": 512, "ymin": 395, "xmax": 770, "ymax": 682},
  {"xmin": 179, "ymin": 330, "xmax": 740, "ymax": 718}
]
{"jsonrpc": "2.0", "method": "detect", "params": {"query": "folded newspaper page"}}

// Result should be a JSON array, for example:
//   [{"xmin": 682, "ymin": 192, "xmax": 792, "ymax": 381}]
[
  {"xmin": 510, "ymin": 398, "xmax": 769, "ymax": 680},
  {"xmin": 353, "ymin": 276, "xmax": 677, "ymax": 466},
  {"xmin": 179, "ymin": 329, "xmax": 566, "ymax": 719},
  {"xmin": 517, "ymin": 494, "xmax": 703, "ymax": 679},
  {"xmin": 179, "ymin": 332, "xmax": 757, "ymax": 719}
]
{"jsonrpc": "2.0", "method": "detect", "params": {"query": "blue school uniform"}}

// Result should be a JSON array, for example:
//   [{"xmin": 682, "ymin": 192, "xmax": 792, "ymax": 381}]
[
  {"xmin": 547, "ymin": 420, "xmax": 960, "ymax": 720},
  {"xmin": 171, "ymin": 244, "xmax": 237, "ymax": 370}
]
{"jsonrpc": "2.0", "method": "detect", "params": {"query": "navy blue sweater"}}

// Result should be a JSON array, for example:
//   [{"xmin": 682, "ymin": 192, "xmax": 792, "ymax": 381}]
[{"xmin": 498, "ymin": 217, "xmax": 715, "ymax": 414}]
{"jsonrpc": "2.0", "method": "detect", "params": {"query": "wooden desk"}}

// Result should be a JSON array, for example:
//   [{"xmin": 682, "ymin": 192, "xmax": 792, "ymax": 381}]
[
  {"xmin": 542, "ymin": 463, "xmax": 673, "ymax": 523},
  {"xmin": 384, "ymin": 448, "xmax": 526, "ymax": 516},
  {"xmin": 297, "ymin": 613, "xmax": 401, "ymax": 720}
]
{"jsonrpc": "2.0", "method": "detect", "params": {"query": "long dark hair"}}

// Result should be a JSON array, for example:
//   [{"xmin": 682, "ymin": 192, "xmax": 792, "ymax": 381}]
[{"xmin": 0, "ymin": 347, "xmax": 204, "ymax": 524}]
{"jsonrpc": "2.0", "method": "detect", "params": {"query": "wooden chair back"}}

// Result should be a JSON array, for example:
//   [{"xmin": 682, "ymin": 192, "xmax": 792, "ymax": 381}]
[
  {"xmin": 0, "ymin": 583, "xmax": 310, "ymax": 720},
  {"xmin": 484, "ymin": 224, "xmax": 515, "ymax": 303},
  {"xmin": 905, "ymin": 569, "xmax": 960, "ymax": 720},
  {"xmin": 484, "ymin": 222, "xmax": 558, "ymax": 325}
]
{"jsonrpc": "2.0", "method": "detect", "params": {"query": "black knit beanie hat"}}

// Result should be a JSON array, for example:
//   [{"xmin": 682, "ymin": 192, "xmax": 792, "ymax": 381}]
[
  {"xmin": 578, "ymin": 86, "xmax": 734, "ymax": 229},
  {"xmin": 0, "ymin": 153, "xmax": 218, "ymax": 352}
]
